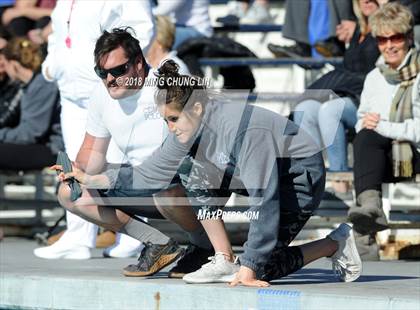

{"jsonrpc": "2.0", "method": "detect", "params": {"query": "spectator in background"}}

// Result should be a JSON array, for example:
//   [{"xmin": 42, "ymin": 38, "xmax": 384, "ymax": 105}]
[
  {"xmin": 216, "ymin": 0, "xmax": 273, "ymax": 25},
  {"xmin": 153, "ymin": 0, "xmax": 212, "ymax": 49},
  {"xmin": 0, "ymin": 43, "xmax": 23, "ymax": 129},
  {"xmin": 147, "ymin": 15, "xmax": 189, "ymax": 74},
  {"xmin": 294, "ymin": 0, "xmax": 380, "ymax": 200},
  {"xmin": 27, "ymin": 21, "xmax": 51, "ymax": 45},
  {"xmin": 268, "ymin": 0, "xmax": 355, "ymax": 58},
  {"xmin": 0, "ymin": 37, "xmax": 63, "ymax": 171},
  {"xmin": 33, "ymin": 0, "xmax": 155, "ymax": 260},
  {"xmin": 385, "ymin": 1, "xmax": 420, "ymax": 45},
  {"xmin": 337, "ymin": 1, "xmax": 420, "ymax": 45},
  {"xmin": 0, "ymin": 0, "xmax": 14, "ymax": 37},
  {"xmin": 349, "ymin": 3, "xmax": 420, "ymax": 259},
  {"xmin": 1, "ymin": 0, "xmax": 55, "ymax": 37}
]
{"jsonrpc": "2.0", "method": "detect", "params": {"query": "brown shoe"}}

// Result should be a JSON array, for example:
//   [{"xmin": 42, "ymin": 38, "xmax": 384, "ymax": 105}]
[
  {"xmin": 96, "ymin": 231, "xmax": 116, "ymax": 248},
  {"xmin": 123, "ymin": 239, "xmax": 184, "ymax": 277}
]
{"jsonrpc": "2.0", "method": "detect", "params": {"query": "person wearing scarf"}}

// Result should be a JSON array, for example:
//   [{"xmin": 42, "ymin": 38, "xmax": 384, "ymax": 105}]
[{"xmin": 349, "ymin": 3, "xmax": 420, "ymax": 260}]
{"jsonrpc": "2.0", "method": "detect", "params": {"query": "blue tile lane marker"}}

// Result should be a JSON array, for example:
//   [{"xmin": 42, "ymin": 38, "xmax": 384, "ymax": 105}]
[{"xmin": 256, "ymin": 289, "xmax": 301, "ymax": 310}]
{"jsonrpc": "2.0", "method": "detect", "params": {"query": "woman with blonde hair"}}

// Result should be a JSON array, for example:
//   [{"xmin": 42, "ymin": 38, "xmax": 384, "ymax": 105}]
[
  {"xmin": 146, "ymin": 15, "xmax": 189, "ymax": 74},
  {"xmin": 349, "ymin": 3, "xmax": 420, "ymax": 238},
  {"xmin": 294, "ymin": 0, "xmax": 380, "ymax": 199}
]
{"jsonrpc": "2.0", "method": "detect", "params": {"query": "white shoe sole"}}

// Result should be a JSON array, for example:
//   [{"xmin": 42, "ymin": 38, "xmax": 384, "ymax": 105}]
[
  {"xmin": 183, "ymin": 272, "xmax": 237, "ymax": 284},
  {"xmin": 103, "ymin": 251, "xmax": 139, "ymax": 258},
  {"xmin": 33, "ymin": 248, "xmax": 91, "ymax": 260}
]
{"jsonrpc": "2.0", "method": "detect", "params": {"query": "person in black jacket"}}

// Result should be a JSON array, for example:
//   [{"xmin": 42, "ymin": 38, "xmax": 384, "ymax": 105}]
[
  {"xmin": 0, "ymin": 37, "xmax": 63, "ymax": 171},
  {"xmin": 294, "ymin": 0, "xmax": 381, "ymax": 199},
  {"xmin": 0, "ymin": 47, "xmax": 23, "ymax": 128}
]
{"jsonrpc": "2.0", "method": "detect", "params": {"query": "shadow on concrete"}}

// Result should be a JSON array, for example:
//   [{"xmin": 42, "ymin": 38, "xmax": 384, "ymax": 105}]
[{"xmin": 268, "ymin": 268, "xmax": 418, "ymax": 285}]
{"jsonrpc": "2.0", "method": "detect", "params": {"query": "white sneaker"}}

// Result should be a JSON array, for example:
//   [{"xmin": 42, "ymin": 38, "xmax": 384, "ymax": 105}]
[
  {"xmin": 183, "ymin": 252, "xmax": 239, "ymax": 284},
  {"xmin": 241, "ymin": 2, "xmax": 273, "ymax": 24},
  {"xmin": 227, "ymin": 0, "xmax": 247, "ymax": 18},
  {"xmin": 328, "ymin": 223, "xmax": 362, "ymax": 282},
  {"xmin": 103, "ymin": 233, "xmax": 144, "ymax": 258},
  {"xmin": 33, "ymin": 239, "xmax": 91, "ymax": 260}
]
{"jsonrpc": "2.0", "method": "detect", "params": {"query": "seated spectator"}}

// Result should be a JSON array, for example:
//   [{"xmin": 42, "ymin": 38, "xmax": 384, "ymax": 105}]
[
  {"xmin": 1, "ymin": 0, "xmax": 55, "ymax": 37},
  {"xmin": 268, "ymin": 0, "xmax": 355, "ymax": 58},
  {"xmin": 349, "ymin": 3, "xmax": 420, "ymax": 254},
  {"xmin": 27, "ymin": 20, "xmax": 50, "ymax": 45},
  {"xmin": 0, "ymin": 44, "xmax": 23, "ymax": 128},
  {"xmin": 216, "ymin": 0, "xmax": 273, "ymax": 25},
  {"xmin": 0, "ymin": 37, "xmax": 63, "ymax": 171},
  {"xmin": 294, "ymin": 0, "xmax": 380, "ymax": 199},
  {"xmin": 146, "ymin": 15, "xmax": 189, "ymax": 74},
  {"xmin": 337, "ymin": 1, "xmax": 420, "ymax": 51},
  {"xmin": 153, "ymin": 0, "xmax": 213, "ymax": 49},
  {"xmin": 385, "ymin": 1, "xmax": 420, "ymax": 45}
]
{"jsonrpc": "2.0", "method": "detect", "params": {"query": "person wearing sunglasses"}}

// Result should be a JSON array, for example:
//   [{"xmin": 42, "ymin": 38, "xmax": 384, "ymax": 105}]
[
  {"xmin": 48, "ymin": 28, "xmax": 217, "ymax": 278},
  {"xmin": 33, "ymin": 0, "xmax": 156, "ymax": 261},
  {"xmin": 56, "ymin": 59, "xmax": 364, "ymax": 286},
  {"xmin": 294, "ymin": 0, "xmax": 380, "ymax": 207},
  {"xmin": 349, "ymin": 3, "xmax": 420, "ymax": 250}
]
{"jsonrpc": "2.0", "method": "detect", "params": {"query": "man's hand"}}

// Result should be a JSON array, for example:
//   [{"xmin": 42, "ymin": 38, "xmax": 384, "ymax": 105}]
[
  {"xmin": 229, "ymin": 266, "xmax": 270, "ymax": 288},
  {"xmin": 336, "ymin": 20, "xmax": 356, "ymax": 44},
  {"xmin": 50, "ymin": 164, "xmax": 110, "ymax": 189},
  {"xmin": 362, "ymin": 112, "xmax": 380, "ymax": 130}
]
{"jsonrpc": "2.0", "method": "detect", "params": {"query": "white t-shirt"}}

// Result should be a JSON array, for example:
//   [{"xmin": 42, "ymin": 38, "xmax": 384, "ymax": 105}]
[
  {"xmin": 86, "ymin": 70, "xmax": 167, "ymax": 165},
  {"xmin": 43, "ymin": 0, "xmax": 155, "ymax": 108}
]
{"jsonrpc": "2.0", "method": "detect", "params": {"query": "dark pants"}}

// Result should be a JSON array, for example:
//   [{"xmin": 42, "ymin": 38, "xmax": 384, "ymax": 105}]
[
  {"xmin": 282, "ymin": 0, "xmax": 354, "ymax": 44},
  {"xmin": 353, "ymin": 129, "xmax": 420, "ymax": 196},
  {"xmin": 0, "ymin": 143, "xmax": 56, "ymax": 171},
  {"xmin": 0, "ymin": 5, "xmax": 12, "ymax": 38},
  {"xmin": 261, "ymin": 210, "xmax": 311, "ymax": 281}
]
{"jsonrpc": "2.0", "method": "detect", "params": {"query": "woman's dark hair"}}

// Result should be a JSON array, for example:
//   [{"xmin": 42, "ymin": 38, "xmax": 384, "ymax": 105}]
[
  {"xmin": 155, "ymin": 59, "xmax": 208, "ymax": 110},
  {"xmin": 94, "ymin": 27, "xmax": 145, "ymax": 67}
]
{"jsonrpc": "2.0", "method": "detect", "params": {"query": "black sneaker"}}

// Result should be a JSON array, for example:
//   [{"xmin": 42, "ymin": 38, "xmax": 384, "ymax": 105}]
[
  {"xmin": 323, "ymin": 187, "xmax": 354, "ymax": 201},
  {"xmin": 216, "ymin": 14, "xmax": 240, "ymax": 26},
  {"xmin": 123, "ymin": 239, "xmax": 184, "ymax": 277},
  {"xmin": 168, "ymin": 244, "xmax": 214, "ymax": 278},
  {"xmin": 267, "ymin": 42, "xmax": 312, "ymax": 58}
]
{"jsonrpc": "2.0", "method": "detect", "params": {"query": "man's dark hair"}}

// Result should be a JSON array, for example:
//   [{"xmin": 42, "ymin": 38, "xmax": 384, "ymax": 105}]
[{"xmin": 94, "ymin": 27, "xmax": 145, "ymax": 66}]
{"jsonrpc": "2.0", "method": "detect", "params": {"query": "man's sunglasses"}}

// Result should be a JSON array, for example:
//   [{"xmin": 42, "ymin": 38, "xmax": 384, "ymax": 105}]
[
  {"xmin": 94, "ymin": 60, "xmax": 132, "ymax": 79},
  {"xmin": 376, "ymin": 33, "xmax": 406, "ymax": 46}
]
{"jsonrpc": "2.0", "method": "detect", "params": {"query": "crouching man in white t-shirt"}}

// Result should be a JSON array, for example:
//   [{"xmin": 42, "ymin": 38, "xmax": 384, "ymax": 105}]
[{"xmin": 50, "ymin": 28, "xmax": 214, "ymax": 277}]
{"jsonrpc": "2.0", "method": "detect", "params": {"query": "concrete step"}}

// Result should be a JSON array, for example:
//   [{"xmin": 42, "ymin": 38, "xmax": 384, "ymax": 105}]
[{"xmin": 0, "ymin": 238, "xmax": 419, "ymax": 310}]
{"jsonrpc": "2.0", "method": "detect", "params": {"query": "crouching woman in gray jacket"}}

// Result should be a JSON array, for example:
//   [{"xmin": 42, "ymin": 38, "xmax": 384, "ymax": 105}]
[{"xmin": 59, "ymin": 60, "xmax": 362, "ymax": 287}]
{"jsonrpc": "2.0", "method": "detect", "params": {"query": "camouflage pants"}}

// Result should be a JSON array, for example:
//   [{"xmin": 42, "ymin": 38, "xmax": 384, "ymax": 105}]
[{"xmin": 261, "ymin": 210, "xmax": 312, "ymax": 281}]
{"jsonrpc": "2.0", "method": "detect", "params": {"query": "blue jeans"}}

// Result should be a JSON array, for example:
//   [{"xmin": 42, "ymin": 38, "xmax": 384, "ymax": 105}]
[
  {"xmin": 173, "ymin": 26, "xmax": 205, "ymax": 49},
  {"xmin": 294, "ymin": 97, "xmax": 357, "ymax": 171}
]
